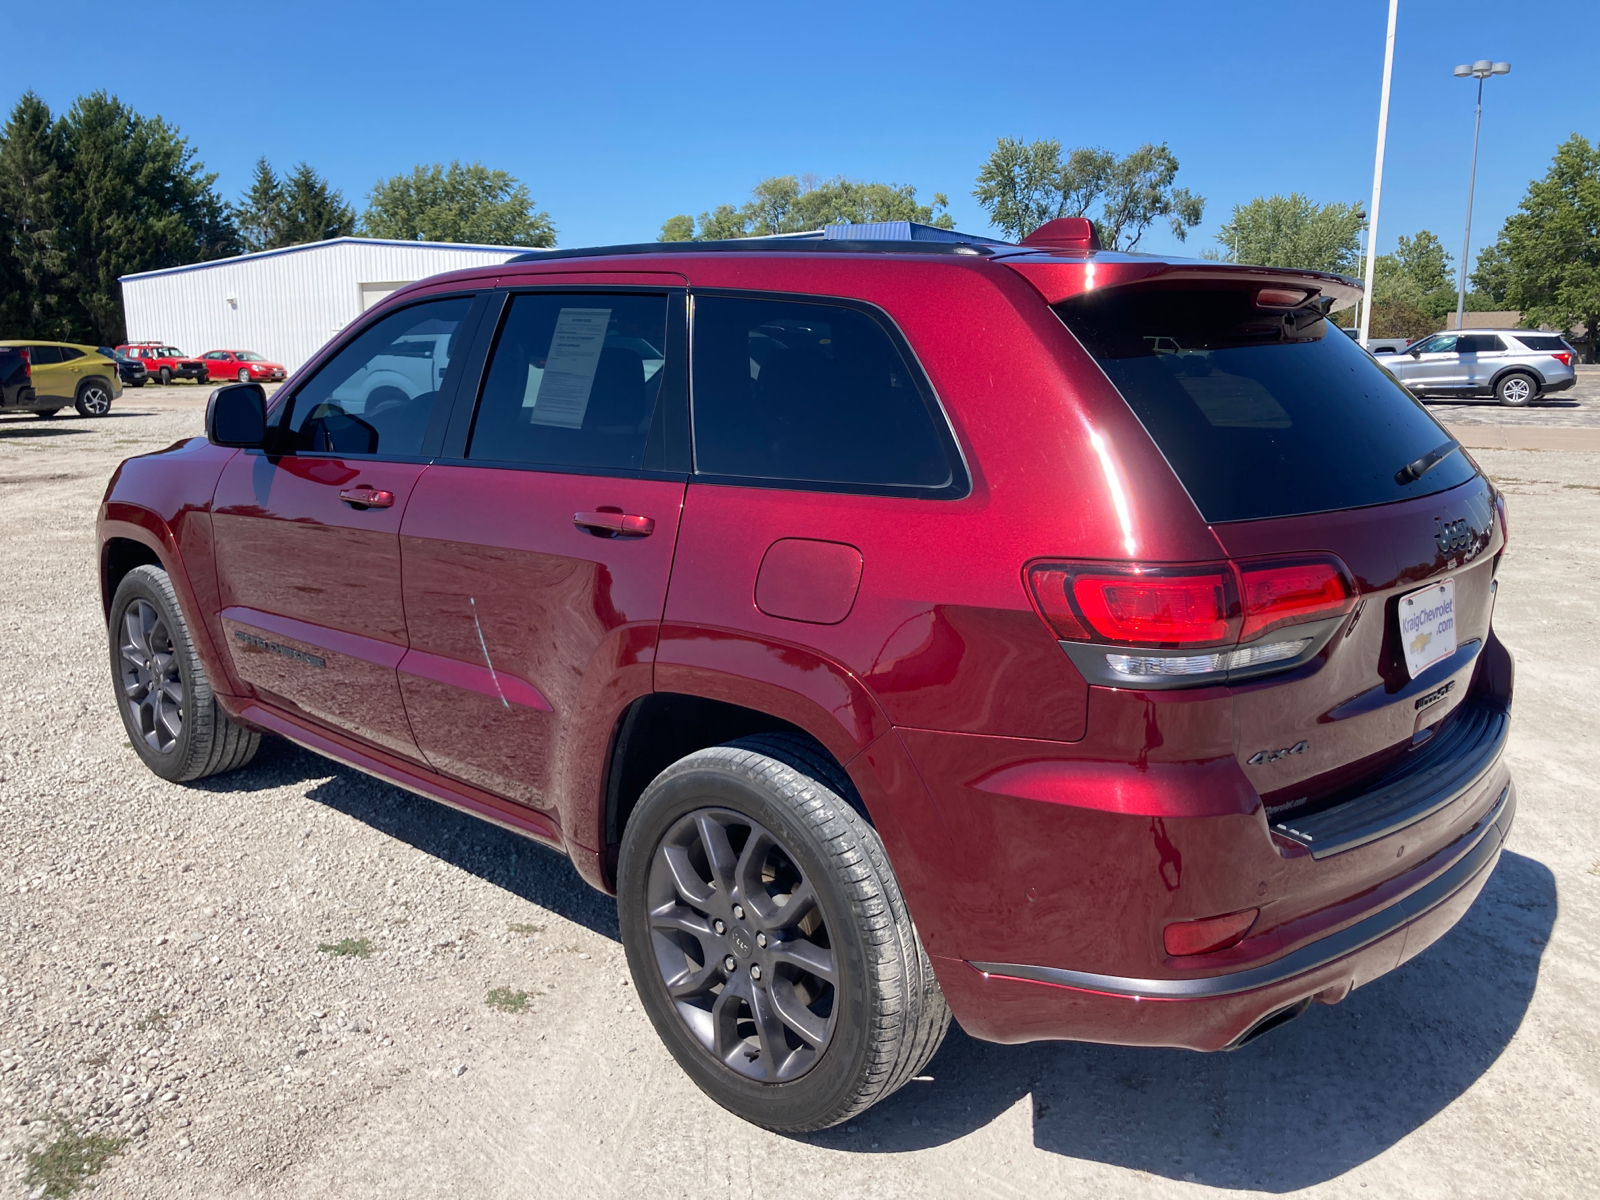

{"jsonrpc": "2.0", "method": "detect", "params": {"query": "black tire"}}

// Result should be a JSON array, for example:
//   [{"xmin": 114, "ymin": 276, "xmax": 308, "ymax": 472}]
[
  {"xmin": 237, "ymin": 368, "xmax": 250, "ymax": 383},
  {"xmin": 618, "ymin": 733, "xmax": 949, "ymax": 1131},
  {"xmin": 109, "ymin": 565, "xmax": 260, "ymax": 782},
  {"xmin": 157, "ymin": 367, "xmax": 172, "ymax": 385},
  {"xmin": 32, "ymin": 409, "xmax": 60, "ymax": 418},
  {"xmin": 74, "ymin": 377, "xmax": 113, "ymax": 417},
  {"xmin": 1496, "ymin": 372, "xmax": 1537, "ymax": 407},
  {"xmin": 129, "ymin": 379, "xmax": 145, "ymax": 388}
]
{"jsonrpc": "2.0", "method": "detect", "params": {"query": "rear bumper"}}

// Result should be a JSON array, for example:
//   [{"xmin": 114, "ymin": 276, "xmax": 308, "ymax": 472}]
[
  {"xmin": 1541, "ymin": 374, "xmax": 1575, "ymax": 394},
  {"xmin": 943, "ymin": 781, "xmax": 1513, "ymax": 1049}
]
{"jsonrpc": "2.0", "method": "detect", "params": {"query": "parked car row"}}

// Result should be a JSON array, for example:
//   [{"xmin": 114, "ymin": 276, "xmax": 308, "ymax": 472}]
[
  {"xmin": 1360, "ymin": 329, "xmax": 1578, "ymax": 406},
  {"xmin": 116, "ymin": 343, "xmax": 287, "ymax": 385}
]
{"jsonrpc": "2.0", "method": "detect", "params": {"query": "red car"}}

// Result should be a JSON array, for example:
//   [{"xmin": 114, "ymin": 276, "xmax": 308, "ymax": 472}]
[
  {"xmin": 199, "ymin": 349, "xmax": 287, "ymax": 384},
  {"xmin": 97, "ymin": 219, "xmax": 1513, "ymax": 1132},
  {"xmin": 117, "ymin": 342, "xmax": 207, "ymax": 385}
]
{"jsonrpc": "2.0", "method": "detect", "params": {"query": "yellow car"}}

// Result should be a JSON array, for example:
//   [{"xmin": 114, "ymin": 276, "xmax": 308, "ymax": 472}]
[{"xmin": 0, "ymin": 340, "xmax": 122, "ymax": 417}]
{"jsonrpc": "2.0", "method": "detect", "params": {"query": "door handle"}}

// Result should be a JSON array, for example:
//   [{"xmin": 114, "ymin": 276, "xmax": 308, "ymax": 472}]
[
  {"xmin": 573, "ymin": 510, "xmax": 654, "ymax": 537},
  {"xmin": 339, "ymin": 487, "xmax": 395, "ymax": 509}
]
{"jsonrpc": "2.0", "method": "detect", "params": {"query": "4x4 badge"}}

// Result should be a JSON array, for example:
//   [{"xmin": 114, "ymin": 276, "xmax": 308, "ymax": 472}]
[{"xmin": 1248, "ymin": 740, "xmax": 1308, "ymax": 765}]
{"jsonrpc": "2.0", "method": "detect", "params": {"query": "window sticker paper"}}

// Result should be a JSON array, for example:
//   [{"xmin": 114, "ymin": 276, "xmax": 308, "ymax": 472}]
[{"xmin": 529, "ymin": 308, "xmax": 611, "ymax": 428}]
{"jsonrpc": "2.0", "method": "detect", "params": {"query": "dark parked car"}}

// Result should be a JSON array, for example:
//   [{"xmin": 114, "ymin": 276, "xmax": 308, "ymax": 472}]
[
  {"xmin": 97, "ymin": 346, "xmax": 149, "ymax": 388},
  {"xmin": 98, "ymin": 219, "xmax": 1514, "ymax": 1131},
  {"xmin": 0, "ymin": 346, "xmax": 37, "ymax": 411}
]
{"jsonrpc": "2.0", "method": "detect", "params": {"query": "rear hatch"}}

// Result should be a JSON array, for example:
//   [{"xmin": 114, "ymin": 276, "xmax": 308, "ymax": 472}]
[{"xmin": 1035, "ymin": 268, "xmax": 1504, "ymax": 835}]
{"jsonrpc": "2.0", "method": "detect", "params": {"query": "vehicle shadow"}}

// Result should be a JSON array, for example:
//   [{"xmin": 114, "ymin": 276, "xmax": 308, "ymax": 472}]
[
  {"xmin": 196, "ymin": 736, "xmax": 621, "ymax": 941},
  {"xmin": 0, "ymin": 424, "xmax": 91, "ymax": 438},
  {"xmin": 805, "ymin": 850, "xmax": 1555, "ymax": 1192}
]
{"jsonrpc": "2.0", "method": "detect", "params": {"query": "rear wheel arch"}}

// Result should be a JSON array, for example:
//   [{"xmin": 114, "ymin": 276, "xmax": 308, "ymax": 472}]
[
  {"xmin": 601, "ymin": 692, "xmax": 872, "ymax": 886},
  {"xmin": 1491, "ymin": 364, "xmax": 1544, "ymax": 389}
]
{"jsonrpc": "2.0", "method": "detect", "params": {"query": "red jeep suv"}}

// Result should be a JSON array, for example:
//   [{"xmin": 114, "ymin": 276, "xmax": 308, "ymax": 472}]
[{"xmin": 98, "ymin": 219, "xmax": 1513, "ymax": 1131}]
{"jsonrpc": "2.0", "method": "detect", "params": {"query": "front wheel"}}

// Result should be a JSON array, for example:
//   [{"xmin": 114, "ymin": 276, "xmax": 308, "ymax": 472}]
[
  {"xmin": 109, "ymin": 565, "xmax": 261, "ymax": 782},
  {"xmin": 237, "ymin": 368, "xmax": 250, "ymax": 383},
  {"xmin": 157, "ymin": 367, "xmax": 172, "ymax": 385},
  {"xmin": 618, "ymin": 734, "xmax": 949, "ymax": 1131},
  {"xmin": 1496, "ymin": 372, "xmax": 1536, "ymax": 407}
]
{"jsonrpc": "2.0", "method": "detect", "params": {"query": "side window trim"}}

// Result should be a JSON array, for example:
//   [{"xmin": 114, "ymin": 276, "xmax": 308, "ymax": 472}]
[
  {"xmin": 439, "ymin": 285, "xmax": 690, "ymax": 477},
  {"xmin": 268, "ymin": 289, "xmax": 488, "ymax": 460},
  {"xmin": 685, "ymin": 287, "xmax": 971, "ymax": 500}
]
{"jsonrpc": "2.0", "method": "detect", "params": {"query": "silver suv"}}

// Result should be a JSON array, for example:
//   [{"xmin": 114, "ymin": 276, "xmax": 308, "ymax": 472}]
[{"xmin": 1383, "ymin": 329, "xmax": 1577, "ymax": 406}]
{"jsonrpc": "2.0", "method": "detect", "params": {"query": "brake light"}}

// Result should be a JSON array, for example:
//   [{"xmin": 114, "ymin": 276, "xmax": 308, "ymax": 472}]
[
  {"xmin": 1164, "ymin": 908, "xmax": 1258, "ymax": 957},
  {"xmin": 1553, "ymin": 351, "xmax": 1572, "ymax": 366},
  {"xmin": 1238, "ymin": 558, "xmax": 1355, "ymax": 641},
  {"xmin": 1072, "ymin": 571, "xmax": 1235, "ymax": 645},
  {"xmin": 19, "ymin": 349, "xmax": 30, "ymax": 378}
]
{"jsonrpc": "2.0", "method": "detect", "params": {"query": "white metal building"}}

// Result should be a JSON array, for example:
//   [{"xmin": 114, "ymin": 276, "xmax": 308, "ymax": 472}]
[{"xmin": 119, "ymin": 238, "xmax": 537, "ymax": 372}]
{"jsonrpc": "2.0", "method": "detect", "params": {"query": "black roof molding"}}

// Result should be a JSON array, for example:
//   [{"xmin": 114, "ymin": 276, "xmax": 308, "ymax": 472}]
[{"xmin": 505, "ymin": 238, "xmax": 1002, "ymax": 265}]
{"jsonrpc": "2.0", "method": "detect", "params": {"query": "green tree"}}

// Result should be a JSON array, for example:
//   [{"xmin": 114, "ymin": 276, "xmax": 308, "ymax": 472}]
[
  {"xmin": 1472, "ymin": 133, "xmax": 1600, "ymax": 360},
  {"xmin": 973, "ymin": 138, "xmax": 1204, "ymax": 249},
  {"xmin": 234, "ymin": 159, "xmax": 353, "ymax": 250},
  {"xmin": 661, "ymin": 174, "xmax": 954, "ymax": 241},
  {"xmin": 1214, "ymin": 194, "xmax": 1365, "ymax": 273},
  {"xmin": 236, "ymin": 157, "xmax": 285, "ymax": 251},
  {"xmin": 362, "ymin": 161, "xmax": 555, "ymax": 247},
  {"xmin": 0, "ymin": 90, "xmax": 239, "ymax": 344}
]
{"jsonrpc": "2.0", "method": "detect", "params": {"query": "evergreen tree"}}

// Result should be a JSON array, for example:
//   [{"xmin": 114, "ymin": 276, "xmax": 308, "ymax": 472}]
[
  {"xmin": 280, "ymin": 162, "xmax": 356, "ymax": 244},
  {"xmin": 236, "ymin": 157, "xmax": 285, "ymax": 251},
  {"xmin": 0, "ymin": 93, "xmax": 71, "ymax": 337}
]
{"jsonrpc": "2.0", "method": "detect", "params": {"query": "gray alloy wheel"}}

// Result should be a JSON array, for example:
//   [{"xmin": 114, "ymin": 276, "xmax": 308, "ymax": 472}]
[
  {"xmin": 237, "ymin": 368, "xmax": 250, "ymax": 383},
  {"xmin": 109, "ymin": 565, "xmax": 260, "ymax": 782},
  {"xmin": 618, "ymin": 734, "xmax": 949, "ymax": 1131},
  {"xmin": 646, "ymin": 806, "xmax": 839, "ymax": 1083},
  {"xmin": 74, "ymin": 379, "xmax": 112, "ymax": 417},
  {"xmin": 1496, "ymin": 372, "xmax": 1536, "ymax": 407}
]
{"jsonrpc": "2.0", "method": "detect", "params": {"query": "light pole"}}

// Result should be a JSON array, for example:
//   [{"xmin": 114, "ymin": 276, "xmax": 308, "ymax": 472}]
[
  {"xmin": 1453, "ymin": 59, "xmax": 1510, "ymax": 330},
  {"xmin": 1358, "ymin": 0, "xmax": 1400, "ymax": 347}
]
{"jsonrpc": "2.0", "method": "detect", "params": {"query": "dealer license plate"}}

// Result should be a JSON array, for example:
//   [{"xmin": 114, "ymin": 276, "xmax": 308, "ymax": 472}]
[{"xmin": 1398, "ymin": 579, "xmax": 1457, "ymax": 678}]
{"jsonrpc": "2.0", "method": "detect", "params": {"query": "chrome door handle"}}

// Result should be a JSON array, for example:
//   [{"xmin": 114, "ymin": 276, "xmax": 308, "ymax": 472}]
[
  {"xmin": 573, "ymin": 511, "xmax": 654, "ymax": 537},
  {"xmin": 339, "ymin": 487, "xmax": 395, "ymax": 509}
]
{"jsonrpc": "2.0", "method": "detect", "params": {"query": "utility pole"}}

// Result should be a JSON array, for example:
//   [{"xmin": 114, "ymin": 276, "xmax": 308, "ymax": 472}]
[
  {"xmin": 1454, "ymin": 60, "xmax": 1510, "ymax": 330},
  {"xmin": 1358, "ymin": 0, "xmax": 1400, "ymax": 348}
]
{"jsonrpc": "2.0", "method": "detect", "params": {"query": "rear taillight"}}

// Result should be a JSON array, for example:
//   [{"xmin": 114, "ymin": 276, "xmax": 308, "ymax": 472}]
[
  {"xmin": 1027, "ymin": 555, "xmax": 1357, "ymax": 684},
  {"xmin": 1238, "ymin": 558, "xmax": 1354, "ymax": 641},
  {"xmin": 1164, "ymin": 908, "xmax": 1258, "ymax": 957},
  {"xmin": 19, "ymin": 349, "xmax": 30, "ymax": 378},
  {"xmin": 1553, "ymin": 351, "xmax": 1572, "ymax": 366}
]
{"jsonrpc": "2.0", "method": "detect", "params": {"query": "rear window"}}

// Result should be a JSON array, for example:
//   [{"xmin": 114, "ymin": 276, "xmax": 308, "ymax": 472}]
[
  {"xmin": 691, "ymin": 295, "xmax": 959, "ymax": 493},
  {"xmin": 1513, "ymin": 334, "xmax": 1569, "ymax": 352},
  {"xmin": 1054, "ymin": 285, "xmax": 1478, "ymax": 523}
]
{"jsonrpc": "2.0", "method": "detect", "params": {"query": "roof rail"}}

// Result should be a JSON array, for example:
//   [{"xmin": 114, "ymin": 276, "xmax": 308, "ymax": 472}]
[{"xmin": 505, "ymin": 222, "xmax": 1011, "ymax": 265}]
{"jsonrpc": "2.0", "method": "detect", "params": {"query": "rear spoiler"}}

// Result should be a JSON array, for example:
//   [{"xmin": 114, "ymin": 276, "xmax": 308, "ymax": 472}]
[{"xmin": 997, "ymin": 253, "xmax": 1363, "ymax": 312}]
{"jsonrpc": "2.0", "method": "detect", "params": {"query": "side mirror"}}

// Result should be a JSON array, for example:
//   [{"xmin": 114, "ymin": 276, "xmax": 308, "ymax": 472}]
[{"xmin": 205, "ymin": 383, "xmax": 267, "ymax": 447}]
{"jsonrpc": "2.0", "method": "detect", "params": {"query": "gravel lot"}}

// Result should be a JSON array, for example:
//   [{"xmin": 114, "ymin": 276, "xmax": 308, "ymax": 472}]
[{"xmin": 1, "ymin": 395, "xmax": 1596, "ymax": 1199}]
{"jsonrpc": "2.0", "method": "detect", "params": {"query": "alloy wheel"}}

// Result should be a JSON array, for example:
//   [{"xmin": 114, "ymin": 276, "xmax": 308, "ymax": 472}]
[
  {"xmin": 1500, "ymin": 376, "xmax": 1532, "ymax": 405},
  {"xmin": 79, "ymin": 383, "xmax": 111, "ymax": 415},
  {"xmin": 237, "ymin": 368, "xmax": 250, "ymax": 383},
  {"xmin": 118, "ymin": 598, "xmax": 184, "ymax": 753},
  {"xmin": 646, "ymin": 808, "xmax": 837, "ymax": 1083}
]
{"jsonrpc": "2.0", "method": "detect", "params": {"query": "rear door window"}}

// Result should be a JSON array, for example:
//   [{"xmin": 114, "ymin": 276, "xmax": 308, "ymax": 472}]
[
  {"xmin": 690, "ymin": 294, "xmax": 960, "ymax": 494},
  {"xmin": 1514, "ymin": 335, "xmax": 1569, "ymax": 352},
  {"xmin": 1054, "ymin": 284, "xmax": 1478, "ymax": 523},
  {"xmin": 285, "ymin": 296, "xmax": 474, "ymax": 457},
  {"xmin": 467, "ymin": 292, "xmax": 670, "ymax": 472},
  {"xmin": 27, "ymin": 346, "xmax": 62, "ymax": 365}
]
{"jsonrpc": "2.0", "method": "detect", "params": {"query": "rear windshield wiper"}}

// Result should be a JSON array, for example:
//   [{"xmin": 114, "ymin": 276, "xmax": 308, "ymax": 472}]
[{"xmin": 1395, "ymin": 439, "xmax": 1461, "ymax": 485}]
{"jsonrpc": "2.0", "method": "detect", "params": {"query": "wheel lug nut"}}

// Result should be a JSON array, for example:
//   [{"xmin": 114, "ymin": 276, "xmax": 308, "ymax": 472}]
[
  {"xmin": 756, "ymin": 933, "xmax": 767, "ymax": 948},
  {"xmin": 713, "ymin": 919, "xmax": 726, "ymax": 935},
  {"xmin": 750, "ymin": 964, "xmax": 762, "ymax": 981},
  {"xmin": 732, "ymin": 904, "xmax": 745, "ymax": 920},
  {"xmin": 723, "ymin": 955, "xmax": 736, "ymax": 972}
]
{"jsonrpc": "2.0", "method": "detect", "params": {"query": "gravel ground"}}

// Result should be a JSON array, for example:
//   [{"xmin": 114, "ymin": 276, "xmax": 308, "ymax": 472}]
[{"xmin": 1, "ymin": 400, "xmax": 1596, "ymax": 1199}]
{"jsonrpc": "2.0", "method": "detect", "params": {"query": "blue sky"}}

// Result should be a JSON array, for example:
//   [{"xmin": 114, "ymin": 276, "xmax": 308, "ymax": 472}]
[{"xmin": 19, "ymin": 0, "xmax": 1597, "ymax": 269}]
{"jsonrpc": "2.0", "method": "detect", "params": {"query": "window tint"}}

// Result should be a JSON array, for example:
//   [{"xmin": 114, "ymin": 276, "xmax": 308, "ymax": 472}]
[
  {"xmin": 1055, "ymin": 285, "xmax": 1478, "ymax": 523},
  {"xmin": 691, "ymin": 295, "xmax": 952, "ymax": 489},
  {"xmin": 1515, "ymin": 335, "xmax": 1569, "ymax": 352},
  {"xmin": 27, "ymin": 345, "xmax": 62, "ymax": 365},
  {"xmin": 286, "ymin": 296, "xmax": 473, "ymax": 457},
  {"xmin": 469, "ymin": 292, "xmax": 669, "ymax": 471},
  {"xmin": 58, "ymin": 346, "xmax": 84, "ymax": 361},
  {"xmin": 1458, "ymin": 334, "xmax": 1503, "ymax": 353}
]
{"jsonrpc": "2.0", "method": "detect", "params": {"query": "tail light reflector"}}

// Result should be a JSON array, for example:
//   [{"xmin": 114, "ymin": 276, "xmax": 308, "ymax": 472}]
[
  {"xmin": 1553, "ymin": 351, "xmax": 1572, "ymax": 366},
  {"xmin": 1238, "ymin": 558, "xmax": 1355, "ymax": 641},
  {"xmin": 1164, "ymin": 908, "xmax": 1258, "ymax": 957}
]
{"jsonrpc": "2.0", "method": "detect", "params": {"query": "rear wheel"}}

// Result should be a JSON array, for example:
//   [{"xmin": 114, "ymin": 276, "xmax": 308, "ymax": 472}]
[
  {"xmin": 1496, "ymin": 372, "xmax": 1536, "ymax": 406},
  {"xmin": 618, "ymin": 733, "xmax": 949, "ymax": 1131},
  {"xmin": 109, "ymin": 565, "xmax": 260, "ymax": 782},
  {"xmin": 74, "ymin": 378, "xmax": 112, "ymax": 417}
]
